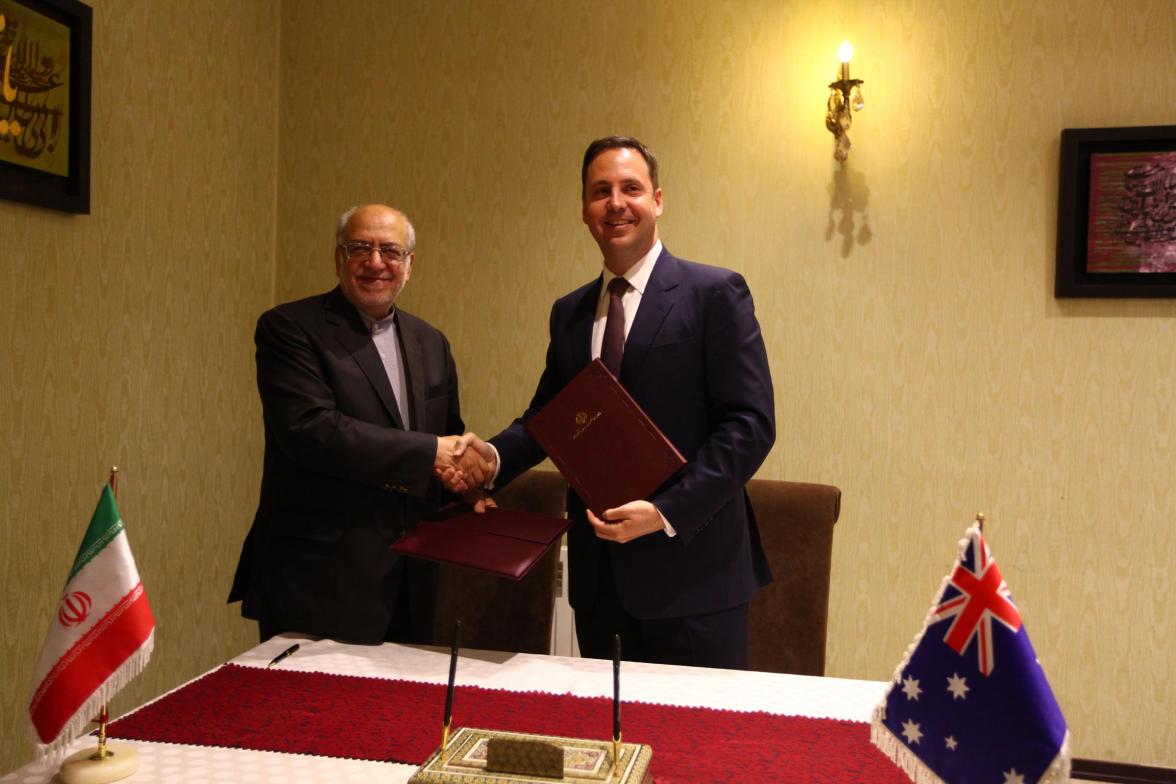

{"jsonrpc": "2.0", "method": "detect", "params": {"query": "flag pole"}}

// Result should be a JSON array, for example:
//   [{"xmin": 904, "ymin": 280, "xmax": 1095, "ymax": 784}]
[
  {"xmin": 975, "ymin": 511, "xmax": 984, "ymax": 533},
  {"xmin": 91, "ymin": 466, "xmax": 119, "ymax": 761},
  {"xmin": 94, "ymin": 706, "xmax": 110, "ymax": 760}
]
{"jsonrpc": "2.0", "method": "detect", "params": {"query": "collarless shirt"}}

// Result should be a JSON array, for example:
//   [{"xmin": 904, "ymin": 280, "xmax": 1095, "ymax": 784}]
[{"xmin": 360, "ymin": 308, "xmax": 411, "ymax": 429}]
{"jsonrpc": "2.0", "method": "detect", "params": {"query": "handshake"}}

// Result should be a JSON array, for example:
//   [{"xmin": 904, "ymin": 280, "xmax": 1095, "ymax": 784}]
[{"xmin": 434, "ymin": 432, "xmax": 497, "ymax": 506}]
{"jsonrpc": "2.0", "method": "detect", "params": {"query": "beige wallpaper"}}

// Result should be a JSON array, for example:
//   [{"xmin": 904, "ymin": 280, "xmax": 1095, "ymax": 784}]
[
  {"xmin": 0, "ymin": 0, "xmax": 278, "ymax": 774},
  {"xmin": 276, "ymin": 0, "xmax": 1176, "ymax": 767},
  {"xmin": 2, "ymin": 0, "xmax": 1174, "ymax": 775}
]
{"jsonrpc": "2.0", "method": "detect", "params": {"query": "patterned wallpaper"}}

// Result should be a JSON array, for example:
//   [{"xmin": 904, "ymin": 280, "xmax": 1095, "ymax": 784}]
[
  {"xmin": 1, "ymin": 0, "xmax": 1173, "ymax": 774},
  {"xmin": 276, "ymin": 0, "xmax": 1176, "ymax": 767},
  {"xmin": 0, "ymin": 0, "xmax": 277, "ymax": 773}
]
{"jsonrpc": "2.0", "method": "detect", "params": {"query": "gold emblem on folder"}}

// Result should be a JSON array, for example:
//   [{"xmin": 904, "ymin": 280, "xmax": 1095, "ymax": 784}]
[{"xmin": 572, "ymin": 411, "xmax": 602, "ymax": 440}]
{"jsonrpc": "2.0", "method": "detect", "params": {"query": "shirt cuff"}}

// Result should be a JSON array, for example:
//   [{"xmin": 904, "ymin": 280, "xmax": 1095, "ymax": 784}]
[
  {"xmin": 485, "ymin": 442, "xmax": 502, "ymax": 490},
  {"xmin": 657, "ymin": 506, "xmax": 677, "ymax": 538}
]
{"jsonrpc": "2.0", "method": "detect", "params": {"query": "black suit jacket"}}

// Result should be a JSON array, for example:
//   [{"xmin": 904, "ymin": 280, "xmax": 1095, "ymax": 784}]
[
  {"xmin": 229, "ymin": 287, "xmax": 463, "ymax": 643},
  {"xmin": 491, "ymin": 247, "xmax": 775, "ymax": 622}
]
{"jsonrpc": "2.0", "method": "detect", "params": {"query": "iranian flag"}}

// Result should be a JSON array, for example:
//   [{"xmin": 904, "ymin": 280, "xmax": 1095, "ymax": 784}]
[{"xmin": 27, "ymin": 484, "xmax": 155, "ymax": 761}]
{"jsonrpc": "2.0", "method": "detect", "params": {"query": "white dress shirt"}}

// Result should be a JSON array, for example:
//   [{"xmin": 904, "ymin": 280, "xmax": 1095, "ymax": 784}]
[{"xmin": 590, "ymin": 240, "xmax": 662, "ymax": 362}]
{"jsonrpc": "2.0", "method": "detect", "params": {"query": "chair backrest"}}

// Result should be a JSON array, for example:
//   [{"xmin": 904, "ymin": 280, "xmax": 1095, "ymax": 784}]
[
  {"xmin": 431, "ymin": 470, "xmax": 567, "ymax": 654},
  {"xmin": 746, "ymin": 479, "xmax": 842, "ymax": 676},
  {"xmin": 433, "ymin": 471, "xmax": 840, "ymax": 671}
]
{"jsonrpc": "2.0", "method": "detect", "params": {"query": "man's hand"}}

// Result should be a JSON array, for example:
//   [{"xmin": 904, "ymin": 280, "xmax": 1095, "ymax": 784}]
[
  {"xmin": 456, "ymin": 432, "xmax": 496, "ymax": 486},
  {"xmin": 587, "ymin": 500, "xmax": 665, "ymax": 543},
  {"xmin": 435, "ymin": 432, "xmax": 497, "ymax": 493},
  {"xmin": 434, "ymin": 435, "xmax": 465, "ymax": 472},
  {"xmin": 462, "ymin": 488, "xmax": 497, "ymax": 514}
]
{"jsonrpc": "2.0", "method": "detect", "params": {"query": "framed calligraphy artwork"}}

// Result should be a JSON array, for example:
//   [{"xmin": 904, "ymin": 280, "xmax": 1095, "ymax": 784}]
[
  {"xmin": 1055, "ymin": 125, "xmax": 1176, "ymax": 298},
  {"xmin": 0, "ymin": 0, "xmax": 90, "ymax": 213}
]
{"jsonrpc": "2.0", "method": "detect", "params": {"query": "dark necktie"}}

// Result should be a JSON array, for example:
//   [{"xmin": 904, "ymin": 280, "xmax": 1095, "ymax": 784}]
[{"xmin": 600, "ymin": 277, "xmax": 629, "ymax": 377}]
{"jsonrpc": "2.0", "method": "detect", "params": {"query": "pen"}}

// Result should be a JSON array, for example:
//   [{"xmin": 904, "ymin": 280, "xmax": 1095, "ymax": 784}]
[
  {"xmin": 441, "ymin": 620, "xmax": 461, "ymax": 757},
  {"xmin": 266, "ymin": 643, "xmax": 300, "ymax": 668},
  {"xmin": 444, "ymin": 621, "xmax": 461, "ymax": 728},
  {"xmin": 613, "ymin": 634, "xmax": 621, "ymax": 741},
  {"xmin": 613, "ymin": 634, "xmax": 622, "ymax": 780}
]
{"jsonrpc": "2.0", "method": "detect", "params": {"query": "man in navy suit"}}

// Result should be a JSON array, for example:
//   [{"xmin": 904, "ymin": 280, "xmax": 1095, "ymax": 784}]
[
  {"xmin": 463, "ymin": 137, "xmax": 775, "ymax": 668},
  {"xmin": 230, "ymin": 204, "xmax": 491, "ymax": 644}
]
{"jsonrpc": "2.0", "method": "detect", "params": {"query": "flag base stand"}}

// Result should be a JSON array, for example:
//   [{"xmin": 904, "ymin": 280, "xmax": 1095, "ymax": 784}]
[{"xmin": 59, "ymin": 743, "xmax": 139, "ymax": 784}]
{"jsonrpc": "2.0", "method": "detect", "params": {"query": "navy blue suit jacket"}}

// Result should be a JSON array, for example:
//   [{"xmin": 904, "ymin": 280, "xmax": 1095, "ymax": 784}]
[{"xmin": 491, "ymin": 247, "xmax": 775, "ymax": 621}]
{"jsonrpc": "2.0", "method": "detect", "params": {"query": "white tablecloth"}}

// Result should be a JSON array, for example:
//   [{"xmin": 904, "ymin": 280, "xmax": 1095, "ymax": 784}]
[{"xmin": 3, "ymin": 635, "xmax": 888, "ymax": 783}]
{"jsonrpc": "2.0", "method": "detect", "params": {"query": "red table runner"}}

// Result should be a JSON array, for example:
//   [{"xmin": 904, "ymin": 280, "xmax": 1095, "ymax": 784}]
[{"xmin": 109, "ymin": 664, "xmax": 906, "ymax": 783}]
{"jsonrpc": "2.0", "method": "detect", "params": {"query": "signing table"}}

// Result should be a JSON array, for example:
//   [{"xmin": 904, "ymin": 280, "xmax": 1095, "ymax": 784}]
[{"xmin": 2, "ymin": 635, "xmax": 899, "ymax": 783}]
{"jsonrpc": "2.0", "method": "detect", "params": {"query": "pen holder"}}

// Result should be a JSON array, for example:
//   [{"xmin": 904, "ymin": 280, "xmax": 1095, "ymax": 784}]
[
  {"xmin": 410, "ymin": 727, "xmax": 653, "ymax": 783},
  {"xmin": 485, "ymin": 737, "xmax": 563, "ymax": 778}
]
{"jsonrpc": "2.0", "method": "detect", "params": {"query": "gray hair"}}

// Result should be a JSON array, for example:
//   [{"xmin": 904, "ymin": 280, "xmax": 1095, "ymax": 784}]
[{"xmin": 335, "ymin": 205, "xmax": 417, "ymax": 251}]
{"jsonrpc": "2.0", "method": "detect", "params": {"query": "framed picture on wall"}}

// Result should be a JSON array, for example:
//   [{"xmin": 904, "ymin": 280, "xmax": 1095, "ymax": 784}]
[
  {"xmin": 0, "ymin": 0, "xmax": 91, "ymax": 214},
  {"xmin": 1055, "ymin": 125, "xmax": 1176, "ymax": 298}
]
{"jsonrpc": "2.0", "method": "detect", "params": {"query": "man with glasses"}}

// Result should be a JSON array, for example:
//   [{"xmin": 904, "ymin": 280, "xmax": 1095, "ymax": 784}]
[{"xmin": 230, "ymin": 204, "xmax": 492, "ymax": 644}]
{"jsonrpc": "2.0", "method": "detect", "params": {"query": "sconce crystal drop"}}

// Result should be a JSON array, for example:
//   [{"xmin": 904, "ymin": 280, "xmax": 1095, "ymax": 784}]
[{"xmin": 825, "ymin": 45, "xmax": 865, "ymax": 162}]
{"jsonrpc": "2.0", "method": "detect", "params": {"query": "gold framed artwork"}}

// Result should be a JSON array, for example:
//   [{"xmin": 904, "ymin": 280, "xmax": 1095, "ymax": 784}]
[{"xmin": 0, "ymin": 0, "xmax": 91, "ymax": 213}]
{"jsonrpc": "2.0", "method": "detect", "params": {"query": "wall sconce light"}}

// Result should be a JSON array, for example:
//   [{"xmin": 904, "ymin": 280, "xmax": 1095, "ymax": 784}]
[{"xmin": 826, "ymin": 40, "xmax": 864, "ymax": 162}]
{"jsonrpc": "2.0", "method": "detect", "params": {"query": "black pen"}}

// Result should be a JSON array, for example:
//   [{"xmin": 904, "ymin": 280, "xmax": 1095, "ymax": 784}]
[
  {"xmin": 613, "ymin": 634, "xmax": 622, "ymax": 778},
  {"xmin": 441, "ymin": 621, "xmax": 461, "ymax": 757},
  {"xmin": 266, "ymin": 643, "xmax": 300, "ymax": 668},
  {"xmin": 613, "ymin": 634, "xmax": 621, "ymax": 742}
]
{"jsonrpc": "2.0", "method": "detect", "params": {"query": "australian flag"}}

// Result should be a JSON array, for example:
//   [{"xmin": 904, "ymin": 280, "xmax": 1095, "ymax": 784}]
[{"xmin": 871, "ymin": 523, "xmax": 1069, "ymax": 784}]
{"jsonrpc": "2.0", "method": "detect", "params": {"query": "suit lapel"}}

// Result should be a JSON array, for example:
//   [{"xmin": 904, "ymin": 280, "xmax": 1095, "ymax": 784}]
[
  {"xmin": 324, "ymin": 289, "xmax": 405, "ymax": 429},
  {"xmin": 568, "ymin": 278, "xmax": 599, "ymax": 376},
  {"xmin": 621, "ymin": 247, "xmax": 678, "ymax": 384}
]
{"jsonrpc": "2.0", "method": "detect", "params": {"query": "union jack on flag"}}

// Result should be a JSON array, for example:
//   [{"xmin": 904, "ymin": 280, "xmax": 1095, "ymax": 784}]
[
  {"xmin": 871, "ymin": 522, "xmax": 1069, "ymax": 784},
  {"xmin": 931, "ymin": 531, "xmax": 1022, "ymax": 676}
]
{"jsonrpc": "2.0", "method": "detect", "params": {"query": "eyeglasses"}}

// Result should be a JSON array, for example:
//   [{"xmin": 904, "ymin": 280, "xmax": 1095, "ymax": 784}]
[{"xmin": 338, "ymin": 241, "xmax": 411, "ymax": 264}]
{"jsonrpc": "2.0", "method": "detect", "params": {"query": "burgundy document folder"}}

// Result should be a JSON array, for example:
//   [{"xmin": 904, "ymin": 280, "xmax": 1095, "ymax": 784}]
[
  {"xmin": 391, "ymin": 506, "xmax": 569, "ymax": 581},
  {"xmin": 525, "ymin": 359, "xmax": 686, "ymax": 516}
]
